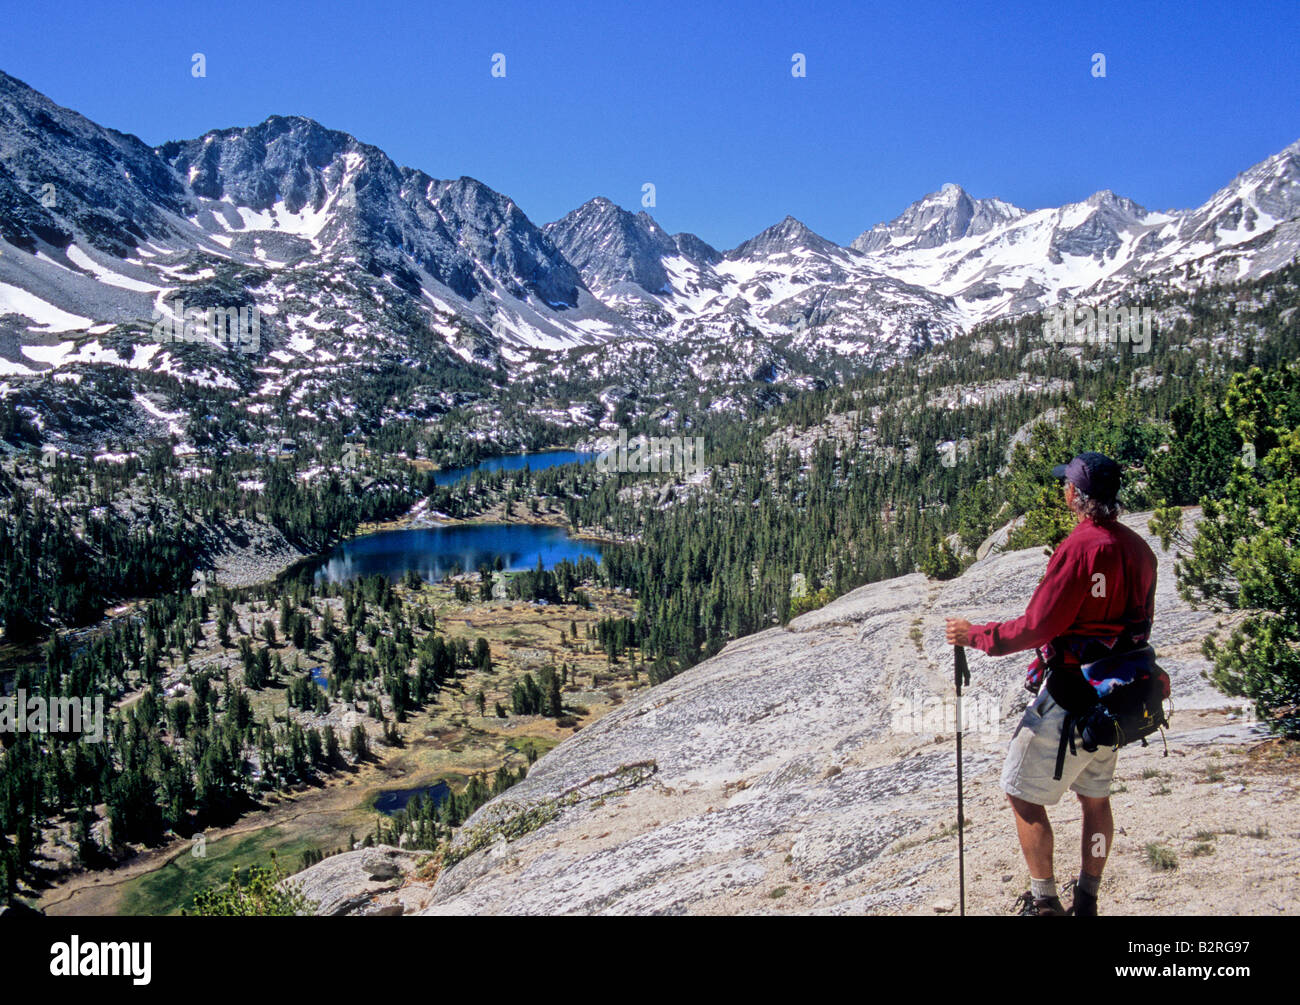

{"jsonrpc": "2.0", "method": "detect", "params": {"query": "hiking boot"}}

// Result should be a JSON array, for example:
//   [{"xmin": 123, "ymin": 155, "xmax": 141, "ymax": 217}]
[
  {"xmin": 1014, "ymin": 890, "xmax": 1067, "ymax": 916},
  {"xmin": 1066, "ymin": 880, "xmax": 1099, "ymax": 917}
]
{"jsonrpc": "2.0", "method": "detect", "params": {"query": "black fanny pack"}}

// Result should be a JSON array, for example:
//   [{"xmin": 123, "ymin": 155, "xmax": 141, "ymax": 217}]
[{"xmin": 1045, "ymin": 643, "xmax": 1171, "ymax": 781}]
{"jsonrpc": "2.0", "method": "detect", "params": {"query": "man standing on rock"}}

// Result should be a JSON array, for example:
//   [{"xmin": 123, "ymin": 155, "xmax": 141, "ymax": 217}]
[{"xmin": 945, "ymin": 452, "xmax": 1157, "ymax": 917}]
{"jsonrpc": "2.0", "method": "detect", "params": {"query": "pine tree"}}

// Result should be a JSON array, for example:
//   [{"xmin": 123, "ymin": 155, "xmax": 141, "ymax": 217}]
[{"xmin": 1169, "ymin": 364, "xmax": 1300, "ymax": 736}]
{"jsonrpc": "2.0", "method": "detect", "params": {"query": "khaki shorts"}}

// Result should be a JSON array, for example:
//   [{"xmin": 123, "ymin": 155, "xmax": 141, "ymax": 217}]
[{"xmin": 1001, "ymin": 691, "xmax": 1117, "ymax": 805}]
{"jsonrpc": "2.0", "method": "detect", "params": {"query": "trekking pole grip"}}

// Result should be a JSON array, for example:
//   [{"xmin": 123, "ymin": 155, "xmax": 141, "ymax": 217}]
[{"xmin": 954, "ymin": 643, "xmax": 970, "ymax": 693}]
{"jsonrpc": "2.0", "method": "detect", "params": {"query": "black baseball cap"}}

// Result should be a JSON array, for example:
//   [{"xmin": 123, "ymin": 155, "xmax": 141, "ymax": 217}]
[{"xmin": 1052, "ymin": 451, "xmax": 1121, "ymax": 503}]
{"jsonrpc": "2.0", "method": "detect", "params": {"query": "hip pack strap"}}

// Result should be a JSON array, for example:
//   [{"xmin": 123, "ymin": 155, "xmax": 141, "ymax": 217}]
[{"xmin": 1054, "ymin": 712, "xmax": 1080, "ymax": 781}]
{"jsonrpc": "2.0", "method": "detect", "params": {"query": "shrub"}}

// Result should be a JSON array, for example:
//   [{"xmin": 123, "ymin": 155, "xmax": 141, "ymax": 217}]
[
  {"xmin": 186, "ymin": 853, "xmax": 317, "ymax": 916},
  {"xmin": 919, "ymin": 538, "xmax": 960, "ymax": 580},
  {"xmin": 1145, "ymin": 843, "xmax": 1178, "ymax": 871}
]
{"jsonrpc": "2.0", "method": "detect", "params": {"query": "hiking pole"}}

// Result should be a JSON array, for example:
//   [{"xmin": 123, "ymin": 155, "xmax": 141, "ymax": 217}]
[{"xmin": 953, "ymin": 643, "xmax": 971, "ymax": 917}]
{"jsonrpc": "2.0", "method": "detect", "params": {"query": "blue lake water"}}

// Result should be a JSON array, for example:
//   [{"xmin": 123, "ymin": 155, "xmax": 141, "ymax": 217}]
[
  {"xmin": 374, "ymin": 781, "xmax": 451, "ymax": 815},
  {"xmin": 308, "ymin": 449, "xmax": 608, "ymax": 584},
  {"xmin": 432, "ymin": 449, "xmax": 597, "ymax": 487},
  {"xmin": 310, "ymin": 523, "xmax": 605, "ymax": 585}
]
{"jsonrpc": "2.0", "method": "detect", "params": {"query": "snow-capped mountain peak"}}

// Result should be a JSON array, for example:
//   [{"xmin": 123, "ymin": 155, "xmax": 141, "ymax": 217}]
[
  {"xmin": 849, "ymin": 140, "xmax": 1300, "ymax": 324},
  {"xmin": 851, "ymin": 184, "xmax": 1026, "ymax": 254},
  {"xmin": 2, "ymin": 63, "xmax": 1299, "ymax": 443},
  {"xmin": 728, "ymin": 216, "xmax": 843, "ymax": 260},
  {"xmin": 542, "ymin": 197, "xmax": 679, "ymax": 296}
]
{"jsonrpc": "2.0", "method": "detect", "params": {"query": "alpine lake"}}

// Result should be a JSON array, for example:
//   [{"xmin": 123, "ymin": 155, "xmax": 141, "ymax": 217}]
[{"xmin": 41, "ymin": 448, "xmax": 648, "ymax": 916}]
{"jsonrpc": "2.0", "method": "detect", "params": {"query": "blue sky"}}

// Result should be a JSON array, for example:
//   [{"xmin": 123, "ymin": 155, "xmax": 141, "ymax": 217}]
[{"xmin": 2, "ymin": 0, "xmax": 1297, "ymax": 248}]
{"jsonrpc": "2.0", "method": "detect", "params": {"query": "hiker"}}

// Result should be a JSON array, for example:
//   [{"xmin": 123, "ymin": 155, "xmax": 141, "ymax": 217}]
[{"xmin": 944, "ymin": 452, "xmax": 1157, "ymax": 917}]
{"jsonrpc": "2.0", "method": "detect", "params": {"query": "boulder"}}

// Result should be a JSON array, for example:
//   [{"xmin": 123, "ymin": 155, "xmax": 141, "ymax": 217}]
[{"xmin": 288, "ymin": 845, "xmax": 422, "ymax": 916}]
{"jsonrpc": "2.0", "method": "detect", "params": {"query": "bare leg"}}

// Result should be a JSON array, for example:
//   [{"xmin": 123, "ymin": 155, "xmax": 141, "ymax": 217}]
[
  {"xmin": 1078, "ymin": 794, "xmax": 1113, "ymax": 878},
  {"xmin": 1008, "ymin": 794, "xmax": 1054, "ymax": 878}
]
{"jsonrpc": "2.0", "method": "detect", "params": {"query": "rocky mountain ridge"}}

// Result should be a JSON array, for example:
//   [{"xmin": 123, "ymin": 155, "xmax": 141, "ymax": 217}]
[
  {"xmin": 3, "ymin": 67, "xmax": 1298, "ymax": 454},
  {"xmin": 851, "ymin": 141, "xmax": 1300, "ymax": 323}
]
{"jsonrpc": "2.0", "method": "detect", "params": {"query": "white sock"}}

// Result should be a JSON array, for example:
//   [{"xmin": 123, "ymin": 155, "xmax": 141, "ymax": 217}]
[{"xmin": 1030, "ymin": 876, "xmax": 1057, "ymax": 900}]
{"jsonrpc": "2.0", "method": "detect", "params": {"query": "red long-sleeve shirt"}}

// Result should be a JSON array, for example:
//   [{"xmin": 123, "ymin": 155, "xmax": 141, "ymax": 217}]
[{"xmin": 968, "ymin": 518, "xmax": 1157, "ymax": 666}]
